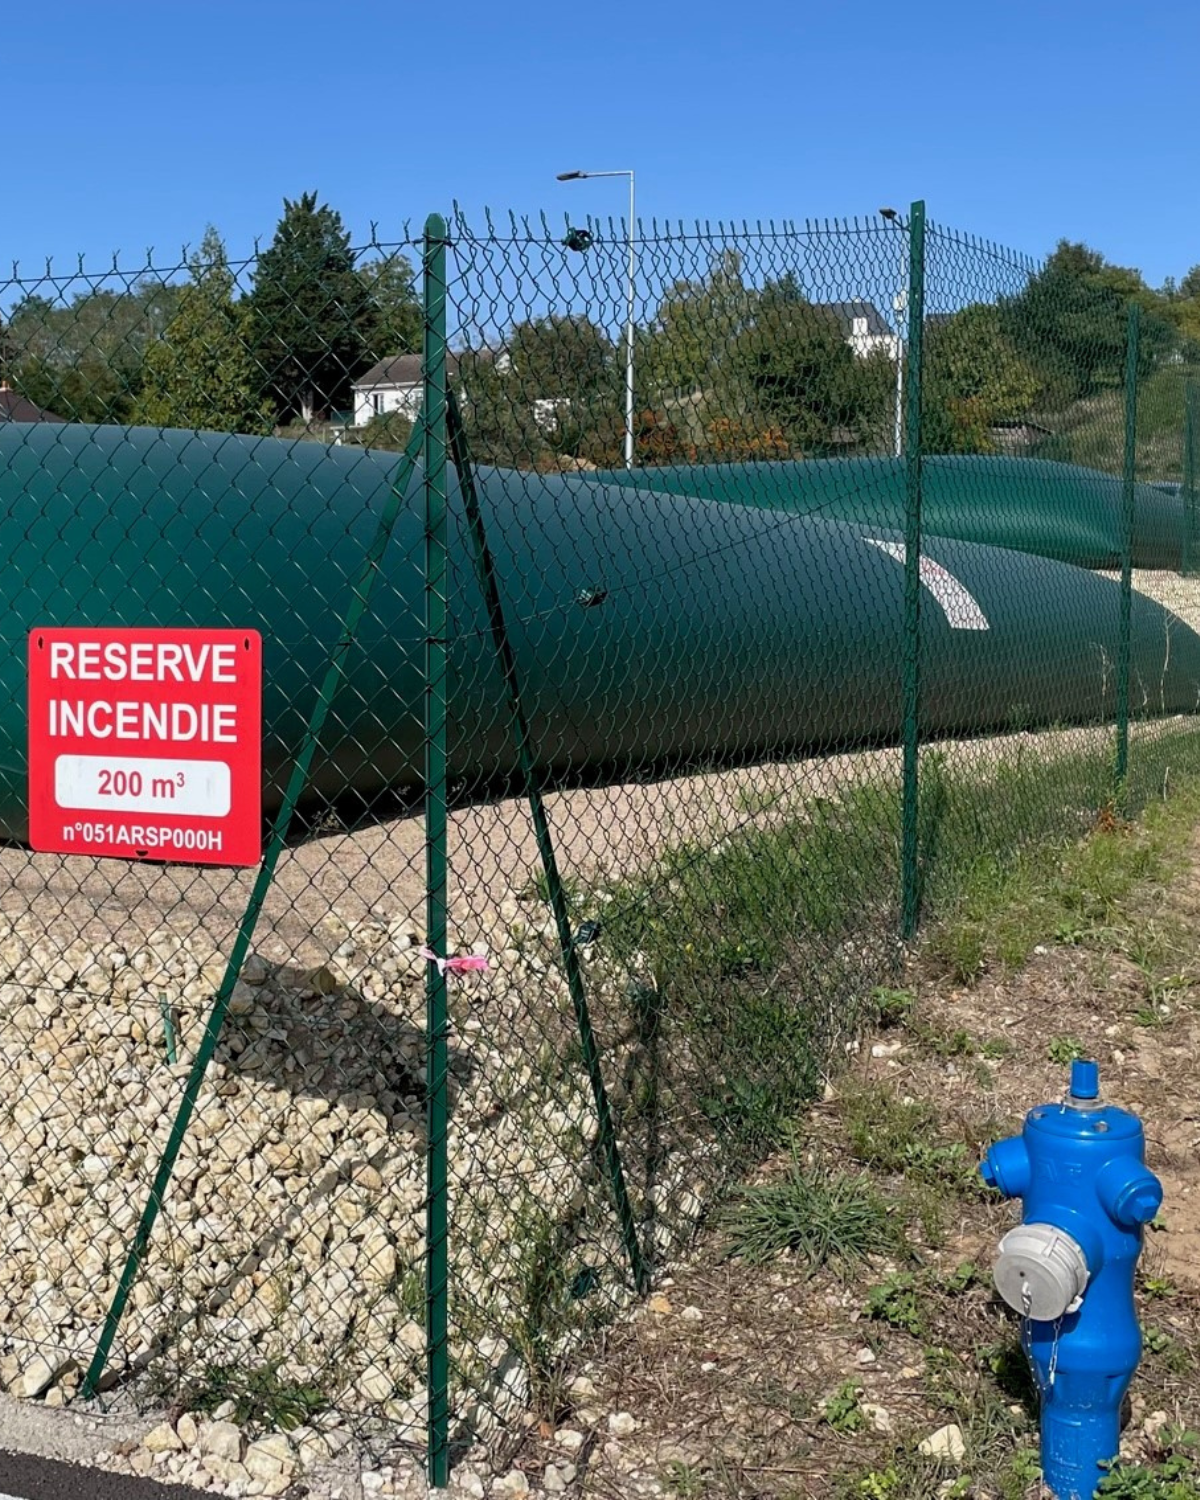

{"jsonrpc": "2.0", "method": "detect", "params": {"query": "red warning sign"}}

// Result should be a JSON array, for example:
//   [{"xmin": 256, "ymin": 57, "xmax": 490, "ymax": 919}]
[{"xmin": 28, "ymin": 628, "xmax": 262, "ymax": 866}]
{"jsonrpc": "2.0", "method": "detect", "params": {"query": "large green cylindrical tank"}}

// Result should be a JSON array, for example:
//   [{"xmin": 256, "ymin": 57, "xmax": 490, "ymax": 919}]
[
  {"xmin": 0, "ymin": 424, "xmax": 1197, "ymax": 845},
  {"xmin": 591, "ymin": 456, "xmax": 1185, "ymax": 570}
]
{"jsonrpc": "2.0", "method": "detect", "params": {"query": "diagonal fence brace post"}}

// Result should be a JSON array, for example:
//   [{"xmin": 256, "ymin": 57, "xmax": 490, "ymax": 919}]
[
  {"xmin": 82, "ymin": 421, "xmax": 425, "ymax": 1400},
  {"xmin": 445, "ymin": 386, "xmax": 650, "ymax": 1300}
]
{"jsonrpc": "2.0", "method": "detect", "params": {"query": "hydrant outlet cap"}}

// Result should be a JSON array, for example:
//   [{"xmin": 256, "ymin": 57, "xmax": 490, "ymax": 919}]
[
  {"xmin": 993, "ymin": 1223, "xmax": 1089, "ymax": 1322},
  {"xmin": 1114, "ymin": 1177, "xmax": 1163, "ymax": 1227}
]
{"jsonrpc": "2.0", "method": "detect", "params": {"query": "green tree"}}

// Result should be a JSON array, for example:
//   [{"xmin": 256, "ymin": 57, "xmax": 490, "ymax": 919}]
[
  {"xmin": 0, "ymin": 317, "xmax": 17, "ymax": 383},
  {"xmin": 456, "ymin": 349, "xmax": 551, "ymax": 469},
  {"xmin": 1002, "ymin": 241, "xmax": 1175, "ymax": 405},
  {"xmin": 731, "ymin": 298, "xmax": 889, "ymax": 454},
  {"xmin": 640, "ymin": 262, "xmax": 894, "ymax": 456},
  {"xmin": 132, "ymin": 229, "xmax": 271, "ymax": 434},
  {"xmin": 342, "ymin": 409, "xmax": 414, "ymax": 453},
  {"xmin": 443, "ymin": 318, "xmax": 625, "ymax": 469},
  {"xmin": 924, "ymin": 304, "xmax": 1042, "ymax": 453},
  {"xmin": 6, "ymin": 280, "xmax": 182, "ymax": 423},
  {"xmin": 501, "ymin": 314, "xmax": 623, "ymax": 462},
  {"xmin": 642, "ymin": 250, "xmax": 758, "ymax": 400},
  {"xmin": 248, "ymin": 192, "xmax": 371, "ymax": 423},
  {"xmin": 507, "ymin": 315, "xmax": 614, "ymax": 399},
  {"xmin": 1162, "ymin": 262, "xmax": 1200, "ymax": 353},
  {"xmin": 358, "ymin": 254, "xmax": 422, "ymax": 362}
]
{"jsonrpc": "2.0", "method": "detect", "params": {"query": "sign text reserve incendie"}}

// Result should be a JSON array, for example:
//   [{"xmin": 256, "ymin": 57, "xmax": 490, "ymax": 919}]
[{"xmin": 28, "ymin": 628, "xmax": 262, "ymax": 866}]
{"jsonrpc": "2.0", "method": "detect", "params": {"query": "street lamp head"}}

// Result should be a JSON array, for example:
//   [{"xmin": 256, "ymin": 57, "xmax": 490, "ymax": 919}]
[
  {"xmin": 879, "ymin": 207, "xmax": 898, "ymax": 221},
  {"xmin": 557, "ymin": 171, "xmax": 585, "ymax": 181}
]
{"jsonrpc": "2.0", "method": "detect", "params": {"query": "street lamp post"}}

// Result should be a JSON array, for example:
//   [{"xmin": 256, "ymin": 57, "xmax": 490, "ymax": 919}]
[
  {"xmin": 557, "ymin": 169, "xmax": 636, "ymax": 470},
  {"xmin": 892, "ymin": 289, "xmax": 907, "ymax": 460},
  {"xmin": 880, "ymin": 208, "xmax": 908, "ymax": 460}
]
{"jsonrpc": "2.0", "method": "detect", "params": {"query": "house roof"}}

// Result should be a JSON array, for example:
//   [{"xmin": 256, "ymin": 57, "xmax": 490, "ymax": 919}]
[
  {"xmin": 352, "ymin": 346, "xmax": 511, "ymax": 390},
  {"xmin": 0, "ymin": 383, "xmax": 65, "ymax": 424},
  {"xmin": 354, "ymin": 354, "xmax": 423, "ymax": 389},
  {"xmin": 354, "ymin": 352, "xmax": 464, "ymax": 389},
  {"xmin": 988, "ymin": 419, "xmax": 1054, "ymax": 436},
  {"xmin": 823, "ymin": 301, "xmax": 893, "ymax": 336}
]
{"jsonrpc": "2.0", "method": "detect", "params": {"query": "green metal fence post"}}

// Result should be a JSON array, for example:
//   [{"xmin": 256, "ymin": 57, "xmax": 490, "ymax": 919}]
[
  {"xmin": 445, "ymin": 388, "xmax": 649, "ymax": 1302},
  {"xmin": 900, "ymin": 200, "xmax": 926, "ymax": 940},
  {"xmin": 81, "ymin": 428, "xmax": 424, "ymax": 1403},
  {"xmin": 422, "ymin": 212, "xmax": 452, "ymax": 1491},
  {"xmin": 1183, "ymin": 379, "xmax": 1197, "ymax": 579},
  {"xmin": 1114, "ymin": 301, "xmax": 1140, "ymax": 809}
]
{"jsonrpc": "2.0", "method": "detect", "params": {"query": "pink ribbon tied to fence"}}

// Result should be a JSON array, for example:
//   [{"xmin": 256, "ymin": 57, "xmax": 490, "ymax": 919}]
[{"xmin": 418, "ymin": 945, "xmax": 490, "ymax": 977}]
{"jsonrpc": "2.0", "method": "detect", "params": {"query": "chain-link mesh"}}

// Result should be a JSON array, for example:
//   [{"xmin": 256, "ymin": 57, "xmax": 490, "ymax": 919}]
[
  {"xmin": 0, "ymin": 201, "xmax": 1198, "ymax": 1486},
  {"xmin": 439, "ymin": 207, "xmax": 1200, "ymax": 1455},
  {"xmin": 917, "ymin": 221, "xmax": 1200, "ymax": 960},
  {"xmin": 0, "ymin": 223, "xmax": 436, "ymax": 1475},
  {"xmin": 441, "ymin": 213, "xmax": 916, "ymax": 1453}
]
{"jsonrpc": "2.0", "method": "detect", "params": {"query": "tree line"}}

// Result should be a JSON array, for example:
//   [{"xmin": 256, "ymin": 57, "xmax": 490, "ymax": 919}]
[
  {"xmin": 1, "ymin": 193, "xmax": 421, "ymax": 437},
  {"xmin": 461, "ymin": 240, "xmax": 1200, "ymax": 470},
  {"xmin": 4, "ymin": 202, "xmax": 1199, "ymax": 471}
]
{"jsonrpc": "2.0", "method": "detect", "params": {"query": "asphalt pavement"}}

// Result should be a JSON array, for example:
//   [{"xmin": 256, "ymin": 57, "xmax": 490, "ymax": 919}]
[{"xmin": 0, "ymin": 1451, "xmax": 205, "ymax": 1499}]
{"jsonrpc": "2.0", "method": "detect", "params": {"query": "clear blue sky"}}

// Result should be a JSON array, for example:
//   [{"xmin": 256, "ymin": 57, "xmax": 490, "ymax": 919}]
[{"xmin": 6, "ymin": 0, "xmax": 1198, "ymax": 285}]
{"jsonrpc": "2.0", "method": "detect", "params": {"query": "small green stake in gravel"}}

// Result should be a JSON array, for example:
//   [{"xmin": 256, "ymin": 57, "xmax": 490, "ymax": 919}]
[{"xmin": 159, "ymin": 995, "xmax": 177, "ymax": 1065}]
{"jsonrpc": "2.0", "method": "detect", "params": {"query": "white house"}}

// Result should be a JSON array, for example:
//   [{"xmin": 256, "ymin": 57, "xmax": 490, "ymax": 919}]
[
  {"xmin": 351, "ymin": 349, "xmax": 513, "ymax": 429},
  {"xmin": 822, "ymin": 301, "xmax": 901, "ymax": 361},
  {"xmin": 351, "ymin": 354, "xmax": 435, "ymax": 428}
]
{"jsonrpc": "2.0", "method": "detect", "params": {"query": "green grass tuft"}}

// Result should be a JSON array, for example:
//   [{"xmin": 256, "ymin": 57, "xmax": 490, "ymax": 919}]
[
  {"xmin": 722, "ymin": 1160, "xmax": 898, "ymax": 1272},
  {"xmin": 864, "ymin": 1272, "xmax": 926, "ymax": 1338},
  {"xmin": 1098, "ymin": 1426, "xmax": 1200, "ymax": 1497},
  {"xmin": 822, "ymin": 1379, "xmax": 868, "ymax": 1435},
  {"xmin": 180, "ymin": 1360, "xmax": 328, "ymax": 1433},
  {"xmin": 842, "ymin": 1085, "xmax": 985, "ymax": 1194}
]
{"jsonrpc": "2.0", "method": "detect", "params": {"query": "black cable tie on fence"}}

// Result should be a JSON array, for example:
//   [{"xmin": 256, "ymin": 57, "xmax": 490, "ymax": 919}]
[{"xmin": 572, "ymin": 919, "xmax": 603, "ymax": 951}]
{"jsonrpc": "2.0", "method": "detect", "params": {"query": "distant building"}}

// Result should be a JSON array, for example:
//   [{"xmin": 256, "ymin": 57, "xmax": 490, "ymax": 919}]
[
  {"xmin": 351, "ymin": 354, "xmax": 439, "ymax": 428},
  {"xmin": 821, "ymin": 302, "xmax": 900, "ymax": 361},
  {"xmin": 0, "ymin": 381, "xmax": 65, "ymax": 424},
  {"xmin": 987, "ymin": 419, "xmax": 1054, "ymax": 454},
  {"xmin": 351, "ymin": 349, "xmax": 511, "ymax": 429}
]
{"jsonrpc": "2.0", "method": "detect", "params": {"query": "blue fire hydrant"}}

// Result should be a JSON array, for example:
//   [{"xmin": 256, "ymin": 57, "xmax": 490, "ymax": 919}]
[{"xmin": 980, "ymin": 1059, "xmax": 1162, "ymax": 1500}]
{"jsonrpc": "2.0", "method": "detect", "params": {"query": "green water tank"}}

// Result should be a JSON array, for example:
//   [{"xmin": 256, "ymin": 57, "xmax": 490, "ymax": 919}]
[
  {"xmin": 0, "ymin": 425, "xmax": 1196, "ymax": 847},
  {"xmin": 591, "ymin": 456, "xmax": 1185, "ymax": 570}
]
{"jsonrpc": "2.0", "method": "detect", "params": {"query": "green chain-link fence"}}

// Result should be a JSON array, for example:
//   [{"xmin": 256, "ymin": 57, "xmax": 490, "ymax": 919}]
[{"xmin": 0, "ymin": 199, "xmax": 1198, "ymax": 1487}]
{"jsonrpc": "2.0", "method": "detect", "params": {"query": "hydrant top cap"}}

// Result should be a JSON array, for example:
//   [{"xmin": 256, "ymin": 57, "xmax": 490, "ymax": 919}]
[{"xmin": 1070, "ymin": 1059, "xmax": 1100, "ymax": 1099}]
